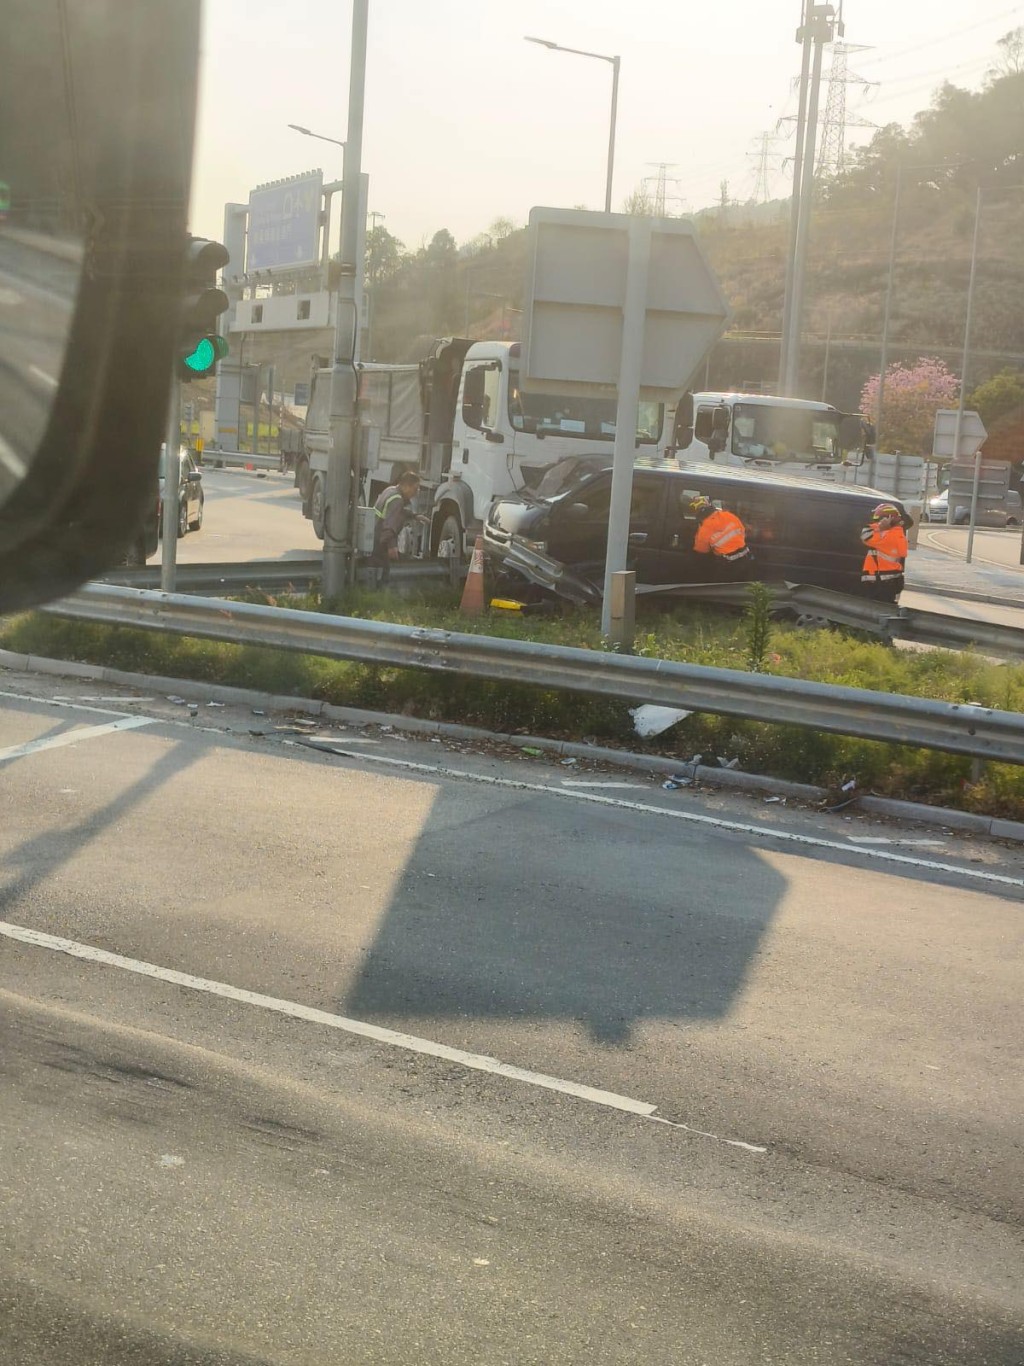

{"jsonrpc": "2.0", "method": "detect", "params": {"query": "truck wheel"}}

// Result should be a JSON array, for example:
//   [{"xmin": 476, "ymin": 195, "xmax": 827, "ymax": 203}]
[
  {"xmin": 435, "ymin": 508, "xmax": 464, "ymax": 559},
  {"xmin": 311, "ymin": 475, "xmax": 326, "ymax": 540},
  {"xmin": 296, "ymin": 459, "xmax": 311, "ymax": 500}
]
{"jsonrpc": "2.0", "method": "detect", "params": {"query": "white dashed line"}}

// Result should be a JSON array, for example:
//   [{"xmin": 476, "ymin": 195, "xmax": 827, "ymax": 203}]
[{"xmin": 0, "ymin": 715, "xmax": 153, "ymax": 763}]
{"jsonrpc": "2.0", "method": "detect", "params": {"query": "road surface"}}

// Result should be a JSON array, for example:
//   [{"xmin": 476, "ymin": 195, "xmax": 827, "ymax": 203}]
[
  {"xmin": 174, "ymin": 466, "xmax": 319, "ymax": 563},
  {"xmin": 1, "ymin": 670, "xmax": 1021, "ymax": 1363},
  {"xmin": 921, "ymin": 524, "xmax": 1024, "ymax": 574}
]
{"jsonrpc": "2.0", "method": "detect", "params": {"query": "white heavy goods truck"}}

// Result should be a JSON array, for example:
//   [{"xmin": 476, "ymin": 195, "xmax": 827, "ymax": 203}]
[
  {"xmin": 295, "ymin": 337, "xmax": 665, "ymax": 558},
  {"xmin": 671, "ymin": 391, "xmax": 931, "ymax": 501}
]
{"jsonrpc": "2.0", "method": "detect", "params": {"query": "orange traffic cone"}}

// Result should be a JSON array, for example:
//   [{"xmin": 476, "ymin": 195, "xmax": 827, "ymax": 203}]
[{"xmin": 460, "ymin": 535, "xmax": 486, "ymax": 616}]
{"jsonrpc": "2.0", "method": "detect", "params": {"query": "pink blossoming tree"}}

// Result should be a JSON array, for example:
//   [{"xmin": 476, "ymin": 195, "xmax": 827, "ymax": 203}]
[{"xmin": 861, "ymin": 359, "xmax": 960, "ymax": 453}]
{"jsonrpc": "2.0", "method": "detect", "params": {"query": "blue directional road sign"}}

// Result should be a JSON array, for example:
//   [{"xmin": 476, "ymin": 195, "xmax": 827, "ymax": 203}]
[{"xmin": 247, "ymin": 171, "xmax": 323, "ymax": 272}]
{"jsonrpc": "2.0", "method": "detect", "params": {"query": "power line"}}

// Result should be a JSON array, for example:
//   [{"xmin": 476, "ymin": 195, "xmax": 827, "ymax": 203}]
[{"xmin": 857, "ymin": 3, "xmax": 1023, "ymax": 69}]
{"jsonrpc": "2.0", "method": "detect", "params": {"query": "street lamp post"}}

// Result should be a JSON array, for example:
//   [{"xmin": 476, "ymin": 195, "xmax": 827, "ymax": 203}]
[
  {"xmin": 525, "ymin": 36, "xmax": 620, "ymax": 213},
  {"xmin": 287, "ymin": 124, "xmax": 346, "ymax": 151}
]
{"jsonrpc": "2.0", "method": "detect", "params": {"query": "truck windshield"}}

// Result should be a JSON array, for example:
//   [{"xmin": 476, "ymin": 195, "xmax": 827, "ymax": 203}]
[
  {"xmin": 732, "ymin": 403, "xmax": 842, "ymax": 463},
  {"xmin": 509, "ymin": 370, "xmax": 661, "ymax": 444}
]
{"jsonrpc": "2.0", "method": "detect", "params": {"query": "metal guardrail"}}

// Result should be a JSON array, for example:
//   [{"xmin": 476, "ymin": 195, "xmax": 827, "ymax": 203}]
[
  {"xmin": 97, "ymin": 559, "xmax": 1024, "ymax": 658},
  {"xmin": 639, "ymin": 580, "xmax": 1024, "ymax": 660},
  {"xmin": 99, "ymin": 560, "xmax": 449, "ymax": 594},
  {"xmin": 42, "ymin": 583, "xmax": 1024, "ymax": 765}
]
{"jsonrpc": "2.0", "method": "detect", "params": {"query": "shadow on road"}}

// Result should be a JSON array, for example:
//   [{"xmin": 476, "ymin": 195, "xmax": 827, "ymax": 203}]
[
  {"xmin": 0, "ymin": 739, "xmax": 200, "ymax": 915},
  {"xmin": 343, "ymin": 781, "xmax": 786, "ymax": 1045}
]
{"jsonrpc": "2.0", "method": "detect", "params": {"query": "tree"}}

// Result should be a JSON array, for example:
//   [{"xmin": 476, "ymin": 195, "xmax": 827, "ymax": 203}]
[
  {"xmin": 422, "ymin": 228, "xmax": 457, "ymax": 263},
  {"xmin": 622, "ymin": 184, "xmax": 654, "ymax": 216},
  {"xmin": 489, "ymin": 217, "xmax": 516, "ymax": 240},
  {"xmin": 861, "ymin": 359, "xmax": 960, "ymax": 453},
  {"xmin": 990, "ymin": 26, "xmax": 1024, "ymax": 78},
  {"xmin": 365, "ymin": 225, "xmax": 405, "ymax": 287},
  {"xmin": 968, "ymin": 369, "xmax": 1024, "ymax": 428}
]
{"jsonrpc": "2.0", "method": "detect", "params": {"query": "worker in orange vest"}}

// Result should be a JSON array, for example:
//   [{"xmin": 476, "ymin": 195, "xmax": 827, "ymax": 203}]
[
  {"xmin": 860, "ymin": 502, "xmax": 908, "ymax": 598},
  {"xmin": 690, "ymin": 496, "xmax": 753, "ymax": 577}
]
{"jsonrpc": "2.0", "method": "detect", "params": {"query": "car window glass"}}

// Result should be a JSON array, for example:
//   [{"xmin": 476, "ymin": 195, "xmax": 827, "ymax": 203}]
[
  {"xmin": 630, "ymin": 481, "xmax": 662, "ymax": 524},
  {"xmin": 674, "ymin": 486, "xmax": 720, "ymax": 526},
  {"xmin": 578, "ymin": 482, "xmax": 611, "ymax": 517},
  {"xmin": 694, "ymin": 407, "xmax": 716, "ymax": 442}
]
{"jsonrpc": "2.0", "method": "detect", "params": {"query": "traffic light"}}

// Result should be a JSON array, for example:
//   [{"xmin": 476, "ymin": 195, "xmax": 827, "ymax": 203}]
[{"xmin": 178, "ymin": 236, "xmax": 230, "ymax": 381}]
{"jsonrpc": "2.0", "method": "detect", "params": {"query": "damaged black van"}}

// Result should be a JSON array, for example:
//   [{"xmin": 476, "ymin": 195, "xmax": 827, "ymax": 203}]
[{"xmin": 483, "ymin": 459, "xmax": 911, "ymax": 604}]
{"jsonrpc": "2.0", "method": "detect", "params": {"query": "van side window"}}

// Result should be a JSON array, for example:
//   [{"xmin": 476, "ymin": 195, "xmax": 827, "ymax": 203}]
[
  {"xmin": 694, "ymin": 407, "xmax": 716, "ymax": 443},
  {"xmin": 672, "ymin": 486, "xmax": 716, "ymax": 527},
  {"xmin": 730, "ymin": 493, "xmax": 776, "ymax": 543}
]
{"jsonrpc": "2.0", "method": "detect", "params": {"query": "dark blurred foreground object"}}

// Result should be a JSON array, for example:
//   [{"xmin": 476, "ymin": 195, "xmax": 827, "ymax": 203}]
[{"xmin": 0, "ymin": 0, "xmax": 200, "ymax": 609}]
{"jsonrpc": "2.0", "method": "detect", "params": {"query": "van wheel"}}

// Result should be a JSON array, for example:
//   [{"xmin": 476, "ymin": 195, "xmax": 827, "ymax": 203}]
[
  {"xmin": 311, "ymin": 474, "xmax": 326, "ymax": 540},
  {"xmin": 794, "ymin": 612, "xmax": 830, "ymax": 630},
  {"xmin": 435, "ymin": 508, "xmax": 463, "ymax": 559}
]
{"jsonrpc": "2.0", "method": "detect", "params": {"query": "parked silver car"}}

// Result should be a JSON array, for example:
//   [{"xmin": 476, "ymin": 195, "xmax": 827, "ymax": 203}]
[{"xmin": 926, "ymin": 488, "xmax": 1022, "ymax": 526}]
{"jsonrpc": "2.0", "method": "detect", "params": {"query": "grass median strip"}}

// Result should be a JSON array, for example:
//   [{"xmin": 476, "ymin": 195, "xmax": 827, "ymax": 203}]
[{"xmin": 5, "ymin": 585, "xmax": 1024, "ymax": 819}]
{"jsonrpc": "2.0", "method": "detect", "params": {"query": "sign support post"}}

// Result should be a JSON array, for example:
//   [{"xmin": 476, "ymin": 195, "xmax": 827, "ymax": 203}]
[
  {"xmin": 602, "ymin": 217, "xmax": 651, "ymax": 637},
  {"xmin": 519, "ymin": 206, "xmax": 730, "ymax": 641},
  {"xmin": 323, "ymin": 0, "xmax": 368, "ymax": 600}
]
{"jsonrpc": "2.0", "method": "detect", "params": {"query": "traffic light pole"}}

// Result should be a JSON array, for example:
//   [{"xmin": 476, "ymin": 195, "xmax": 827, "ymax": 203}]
[
  {"xmin": 161, "ymin": 372, "xmax": 180, "ymax": 591},
  {"xmin": 322, "ymin": 0, "xmax": 368, "ymax": 600}
]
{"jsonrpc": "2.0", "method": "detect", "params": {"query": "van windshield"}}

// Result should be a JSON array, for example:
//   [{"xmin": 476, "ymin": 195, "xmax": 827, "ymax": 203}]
[
  {"xmin": 732, "ymin": 403, "xmax": 842, "ymax": 464},
  {"xmin": 510, "ymin": 368, "xmax": 662, "ymax": 445}
]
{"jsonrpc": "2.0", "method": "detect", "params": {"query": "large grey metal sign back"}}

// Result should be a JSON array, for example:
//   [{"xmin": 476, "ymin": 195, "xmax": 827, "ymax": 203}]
[{"xmin": 519, "ymin": 207, "xmax": 730, "ymax": 399}]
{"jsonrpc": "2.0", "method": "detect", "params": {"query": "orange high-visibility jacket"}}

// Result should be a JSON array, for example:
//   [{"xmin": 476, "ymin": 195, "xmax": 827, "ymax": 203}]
[
  {"xmin": 860, "ymin": 523, "xmax": 908, "ymax": 580},
  {"xmin": 694, "ymin": 509, "xmax": 749, "ymax": 560}
]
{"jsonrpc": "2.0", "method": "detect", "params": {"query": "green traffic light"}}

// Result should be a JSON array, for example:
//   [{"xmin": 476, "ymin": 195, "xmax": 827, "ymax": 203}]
[{"xmin": 183, "ymin": 334, "xmax": 229, "ymax": 375}]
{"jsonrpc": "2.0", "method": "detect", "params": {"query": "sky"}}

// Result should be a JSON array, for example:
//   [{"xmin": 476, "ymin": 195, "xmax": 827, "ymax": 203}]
[{"xmin": 191, "ymin": 0, "xmax": 1024, "ymax": 254}]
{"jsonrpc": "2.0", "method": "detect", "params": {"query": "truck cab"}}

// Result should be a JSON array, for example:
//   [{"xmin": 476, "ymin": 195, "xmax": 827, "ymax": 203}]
[{"xmin": 433, "ymin": 341, "xmax": 664, "ymax": 556}]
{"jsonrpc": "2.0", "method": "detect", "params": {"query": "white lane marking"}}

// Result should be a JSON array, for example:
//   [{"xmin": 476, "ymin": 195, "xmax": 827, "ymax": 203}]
[
  {"xmin": 0, "ymin": 921, "xmax": 764, "ymax": 1153},
  {"xmin": 28, "ymin": 364, "xmax": 58, "ymax": 389},
  {"xmin": 560, "ymin": 780, "xmax": 646, "ymax": 789},
  {"xmin": 0, "ymin": 434, "xmax": 27, "ymax": 480},
  {"xmin": 0, "ymin": 715, "xmax": 152, "ymax": 763},
  {"xmin": 315, "ymin": 748, "xmax": 1024, "ymax": 891},
  {"xmin": 0, "ymin": 690, "xmax": 137, "ymax": 719},
  {"xmin": 75, "ymin": 696, "xmax": 155, "ymax": 705}
]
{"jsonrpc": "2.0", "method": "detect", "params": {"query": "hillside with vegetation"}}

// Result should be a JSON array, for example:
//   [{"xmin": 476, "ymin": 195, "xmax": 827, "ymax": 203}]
[{"xmin": 365, "ymin": 41, "xmax": 1024, "ymax": 423}]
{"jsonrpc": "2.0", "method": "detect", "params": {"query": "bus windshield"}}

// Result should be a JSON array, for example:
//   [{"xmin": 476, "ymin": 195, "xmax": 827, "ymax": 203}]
[
  {"xmin": 732, "ymin": 403, "xmax": 842, "ymax": 463},
  {"xmin": 510, "ymin": 369, "xmax": 662, "ymax": 445}
]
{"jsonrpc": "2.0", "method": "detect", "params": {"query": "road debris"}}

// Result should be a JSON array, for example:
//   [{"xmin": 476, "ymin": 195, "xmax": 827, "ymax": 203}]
[{"xmin": 629, "ymin": 704, "xmax": 692, "ymax": 738}]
